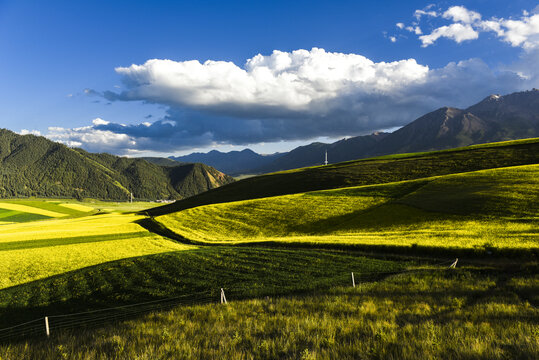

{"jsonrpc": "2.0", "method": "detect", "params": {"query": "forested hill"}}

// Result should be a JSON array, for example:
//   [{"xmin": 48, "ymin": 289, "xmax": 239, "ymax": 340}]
[{"xmin": 0, "ymin": 129, "xmax": 234, "ymax": 200}]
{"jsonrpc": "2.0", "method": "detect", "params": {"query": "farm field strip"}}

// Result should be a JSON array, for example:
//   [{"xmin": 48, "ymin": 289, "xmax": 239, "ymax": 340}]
[
  {"xmin": 0, "ymin": 203, "xmax": 68, "ymax": 218},
  {"xmin": 0, "ymin": 212, "xmax": 196, "ymax": 289},
  {"xmin": 57, "ymin": 203, "xmax": 95, "ymax": 212},
  {"xmin": 0, "ymin": 213, "xmax": 147, "ymax": 242}
]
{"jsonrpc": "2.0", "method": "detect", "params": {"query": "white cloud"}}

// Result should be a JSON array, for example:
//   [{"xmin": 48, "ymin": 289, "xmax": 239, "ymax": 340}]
[
  {"xmin": 405, "ymin": 26, "xmax": 423, "ymax": 35},
  {"xmin": 495, "ymin": 14, "xmax": 539, "ymax": 49},
  {"xmin": 389, "ymin": 36, "xmax": 397, "ymax": 43},
  {"xmin": 420, "ymin": 23, "xmax": 479, "ymax": 47},
  {"xmin": 411, "ymin": 5, "xmax": 539, "ymax": 50},
  {"xmin": 396, "ymin": 22, "xmax": 404, "ymax": 29},
  {"xmin": 111, "ymin": 48, "xmax": 430, "ymax": 115},
  {"xmin": 442, "ymin": 6, "xmax": 481, "ymax": 24},
  {"xmin": 19, "ymin": 129, "xmax": 41, "ymax": 136},
  {"xmin": 47, "ymin": 47, "xmax": 535, "ymax": 155},
  {"xmin": 414, "ymin": 9, "xmax": 438, "ymax": 20},
  {"xmin": 46, "ymin": 125, "xmax": 137, "ymax": 153},
  {"xmin": 92, "ymin": 118, "xmax": 110, "ymax": 126}
]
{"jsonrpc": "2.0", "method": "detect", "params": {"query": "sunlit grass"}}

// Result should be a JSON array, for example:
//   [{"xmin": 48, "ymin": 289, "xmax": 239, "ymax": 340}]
[
  {"xmin": 0, "ymin": 213, "xmax": 194, "ymax": 289},
  {"xmin": 156, "ymin": 165, "xmax": 539, "ymax": 250},
  {"xmin": 0, "ymin": 202, "xmax": 68, "ymax": 218}
]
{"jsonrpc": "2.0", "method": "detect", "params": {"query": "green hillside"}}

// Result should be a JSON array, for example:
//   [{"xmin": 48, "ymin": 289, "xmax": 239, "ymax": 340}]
[
  {"xmin": 0, "ymin": 129, "xmax": 234, "ymax": 200},
  {"xmin": 155, "ymin": 164, "xmax": 539, "ymax": 251},
  {"xmin": 146, "ymin": 138, "xmax": 539, "ymax": 216}
]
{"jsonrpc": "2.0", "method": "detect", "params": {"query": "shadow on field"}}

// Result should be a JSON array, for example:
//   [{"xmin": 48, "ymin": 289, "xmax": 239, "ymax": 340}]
[
  {"xmin": 0, "ymin": 246, "xmax": 402, "ymax": 339},
  {"xmin": 137, "ymin": 216, "xmax": 539, "ymax": 261}
]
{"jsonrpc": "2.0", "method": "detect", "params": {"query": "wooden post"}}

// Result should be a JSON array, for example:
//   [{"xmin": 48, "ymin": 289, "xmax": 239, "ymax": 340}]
[
  {"xmin": 351, "ymin": 272, "xmax": 355, "ymax": 288},
  {"xmin": 220, "ymin": 288, "xmax": 227, "ymax": 304},
  {"xmin": 45, "ymin": 316, "xmax": 50, "ymax": 337},
  {"xmin": 449, "ymin": 258, "xmax": 458, "ymax": 269}
]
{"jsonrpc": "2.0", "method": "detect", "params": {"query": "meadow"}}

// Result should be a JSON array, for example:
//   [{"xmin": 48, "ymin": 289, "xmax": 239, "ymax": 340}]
[
  {"xmin": 155, "ymin": 164, "xmax": 539, "ymax": 252},
  {"xmin": 1, "ymin": 264, "xmax": 536, "ymax": 359}
]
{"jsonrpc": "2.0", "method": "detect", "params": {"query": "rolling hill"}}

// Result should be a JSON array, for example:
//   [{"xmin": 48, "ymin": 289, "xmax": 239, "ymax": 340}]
[
  {"xmin": 145, "ymin": 138, "xmax": 539, "ymax": 216},
  {"xmin": 154, "ymin": 163, "xmax": 539, "ymax": 250},
  {"xmin": 0, "ymin": 129, "xmax": 234, "ymax": 200}
]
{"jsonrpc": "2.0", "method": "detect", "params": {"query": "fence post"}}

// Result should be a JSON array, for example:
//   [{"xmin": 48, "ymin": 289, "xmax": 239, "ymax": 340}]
[
  {"xmin": 351, "ymin": 272, "xmax": 355, "ymax": 288},
  {"xmin": 45, "ymin": 316, "xmax": 50, "ymax": 337},
  {"xmin": 448, "ymin": 258, "xmax": 458, "ymax": 269},
  {"xmin": 220, "ymin": 288, "xmax": 227, "ymax": 304}
]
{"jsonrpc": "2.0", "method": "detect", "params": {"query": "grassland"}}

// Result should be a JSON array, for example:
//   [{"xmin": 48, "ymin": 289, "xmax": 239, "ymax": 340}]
[
  {"xmin": 147, "ymin": 137, "xmax": 539, "ymax": 216},
  {"xmin": 155, "ymin": 164, "xmax": 539, "ymax": 252},
  {"xmin": 1, "ymin": 264, "xmax": 536, "ymax": 359}
]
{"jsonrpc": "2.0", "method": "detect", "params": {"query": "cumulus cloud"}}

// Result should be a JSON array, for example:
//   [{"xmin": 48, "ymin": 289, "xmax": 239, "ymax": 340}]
[
  {"xmin": 420, "ymin": 23, "xmax": 479, "ymax": 47},
  {"xmin": 406, "ymin": 26, "xmax": 423, "ymax": 35},
  {"xmin": 46, "ymin": 123, "xmax": 137, "ymax": 154},
  {"xmin": 406, "ymin": 5, "xmax": 539, "ymax": 49},
  {"xmin": 108, "ymin": 48, "xmax": 430, "ymax": 117},
  {"xmin": 41, "ymin": 47, "xmax": 536, "ymax": 155},
  {"xmin": 442, "ymin": 6, "xmax": 481, "ymax": 24}
]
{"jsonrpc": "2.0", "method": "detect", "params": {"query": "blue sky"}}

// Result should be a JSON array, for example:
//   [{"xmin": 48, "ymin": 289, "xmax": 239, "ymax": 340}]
[{"xmin": 1, "ymin": 0, "xmax": 538, "ymax": 156}]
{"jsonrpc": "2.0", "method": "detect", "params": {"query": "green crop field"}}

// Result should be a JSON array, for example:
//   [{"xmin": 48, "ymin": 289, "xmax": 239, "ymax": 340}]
[{"xmin": 155, "ymin": 164, "xmax": 539, "ymax": 252}]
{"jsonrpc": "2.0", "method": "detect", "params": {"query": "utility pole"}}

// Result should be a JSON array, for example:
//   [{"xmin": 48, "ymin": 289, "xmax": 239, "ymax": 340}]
[{"xmin": 324, "ymin": 150, "xmax": 328, "ymax": 165}]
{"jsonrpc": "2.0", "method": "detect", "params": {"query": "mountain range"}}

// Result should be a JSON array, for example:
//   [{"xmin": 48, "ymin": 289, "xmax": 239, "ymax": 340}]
[
  {"xmin": 169, "ymin": 149, "xmax": 282, "ymax": 175},
  {"xmin": 0, "ymin": 129, "xmax": 234, "ymax": 200},
  {"xmin": 167, "ymin": 89, "xmax": 539, "ymax": 175}
]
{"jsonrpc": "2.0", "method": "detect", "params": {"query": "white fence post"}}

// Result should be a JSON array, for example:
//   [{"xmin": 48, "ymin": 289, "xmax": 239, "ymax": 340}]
[
  {"xmin": 45, "ymin": 316, "xmax": 50, "ymax": 337},
  {"xmin": 351, "ymin": 272, "xmax": 355, "ymax": 288},
  {"xmin": 220, "ymin": 288, "xmax": 227, "ymax": 304},
  {"xmin": 448, "ymin": 258, "xmax": 459, "ymax": 269}
]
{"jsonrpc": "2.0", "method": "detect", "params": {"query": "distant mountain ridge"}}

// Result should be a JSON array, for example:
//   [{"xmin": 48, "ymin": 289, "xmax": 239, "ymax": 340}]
[
  {"xmin": 371, "ymin": 90, "xmax": 539, "ymax": 156},
  {"xmin": 170, "ymin": 89, "xmax": 539, "ymax": 174},
  {"xmin": 169, "ymin": 149, "xmax": 283, "ymax": 175},
  {"xmin": 0, "ymin": 129, "xmax": 234, "ymax": 200}
]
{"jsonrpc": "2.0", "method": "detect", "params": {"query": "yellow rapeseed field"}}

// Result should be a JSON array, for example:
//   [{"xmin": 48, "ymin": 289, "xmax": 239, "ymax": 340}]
[{"xmin": 0, "ymin": 213, "xmax": 195, "ymax": 289}]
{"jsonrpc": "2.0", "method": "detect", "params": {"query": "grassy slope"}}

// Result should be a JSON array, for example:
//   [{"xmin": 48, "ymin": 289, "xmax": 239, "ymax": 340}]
[
  {"xmin": 0, "ymin": 247, "xmax": 399, "ymax": 327},
  {"xmin": 156, "ymin": 164, "xmax": 539, "ymax": 250},
  {"xmin": 1, "ymin": 265, "xmax": 537, "ymax": 360},
  {"xmin": 0, "ymin": 213, "xmax": 193, "ymax": 289},
  {"xmin": 146, "ymin": 138, "xmax": 539, "ymax": 216}
]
